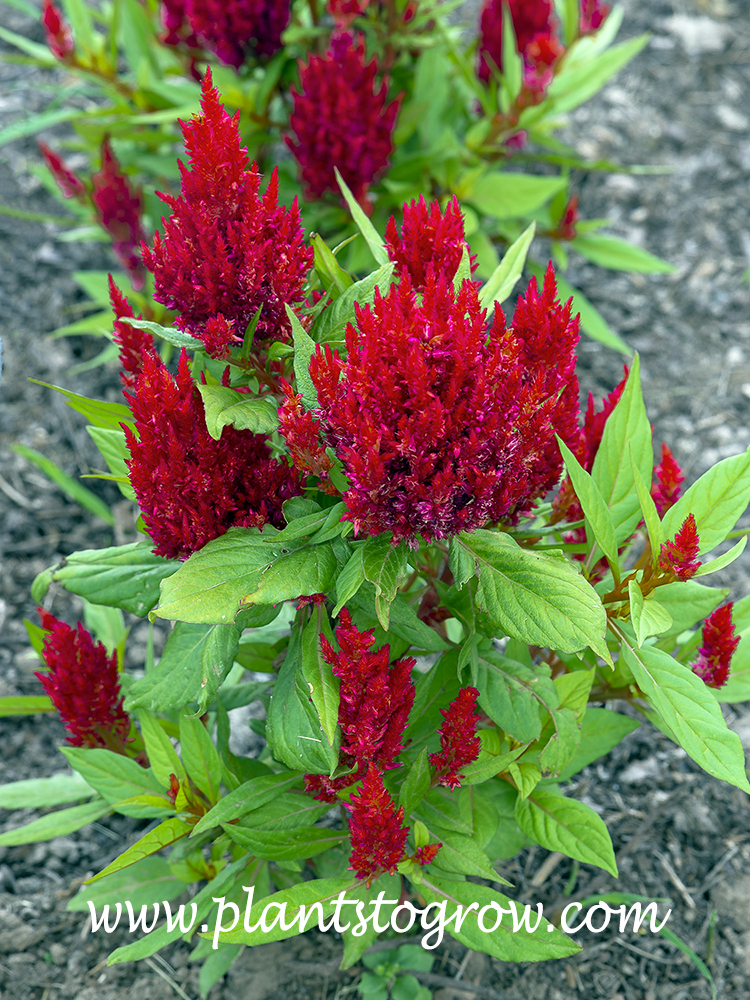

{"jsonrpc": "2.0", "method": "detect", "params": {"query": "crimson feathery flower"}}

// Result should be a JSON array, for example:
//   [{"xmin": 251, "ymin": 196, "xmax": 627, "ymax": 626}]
[
  {"xmin": 180, "ymin": 0, "xmax": 290, "ymax": 66},
  {"xmin": 522, "ymin": 32, "xmax": 563, "ymax": 104},
  {"xmin": 286, "ymin": 33, "xmax": 401, "ymax": 206},
  {"xmin": 429, "ymin": 687, "xmax": 482, "ymax": 789},
  {"xmin": 651, "ymin": 443, "xmax": 684, "ymax": 516},
  {"xmin": 414, "ymin": 843, "xmax": 442, "ymax": 867},
  {"xmin": 36, "ymin": 609, "xmax": 132, "ymax": 750},
  {"xmin": 42, "ymin": 0, "xmax": 74, "ymax": 61},
  {"xmin": 329, "ymin": 0, "xmax": 370, "ymax": 27},
  {"xmin": 38, "ymin": 142, "xmax": 86, "ymax": 201},
  {"xmin": 108, "ymin": 275, "xmax": 156, "ymax": 390},
  {"xmin": 92, "ymin": 139, "xmax": 146, "ymax": 291},
  {"xmin": 551, "ymin": 194, "xmax": 579, "ymax": 241},
  {"xmin": 580, "ymin": 0, "xmax": 609, "ymax": 34},
  {"xmin": 142, "ymin": 70, "xmax": 311, "ymax": 356},
  {"xmin": 124, "ymin": 349, "xmax": 301, "ymax": 559},
  {"xmin": 160, "ymin": 0, "xmax": 193, "ymax": 45},
  {"xmin": 691, "ymin": 603, "xmax": 739, "ymax": 689},
  {"xmin": 478, "ymin": 0, "xmax": 555, "ymax": 83},
  {"xmin": 659, "ymin": 513, "xmax": 701, "ymax": 581},
  {"xmin": 385, "ymin": 195, "xmax": 477, "ymax": 290},
  {"xmin": 278, "ymin": 380, "xmax": 335, "ymax": 487},
  {"xmin": 311, "ymin": 263, "xmax": 578, "ymax": 542},
  {"xmin": 347, "ymin": 765, "xmax": 409, "ymax": 884}
]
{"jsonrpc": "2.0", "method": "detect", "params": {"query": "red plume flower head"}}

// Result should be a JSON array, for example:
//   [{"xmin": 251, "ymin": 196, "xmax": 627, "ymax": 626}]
[
  {"xmin": 429, "ymin": 687, "xmax": 482, "ymax": 789},
  {"xmin": 328, "ymin": 0, "xmax": 370, "ymax": 26},
  {"xmin": 652, "ymin": 442, "xmax": 684, "ymax": 516},
  {"xmin": 310, "ymin": 262, "xmax": 578, "ymax": 542},
  {"xmin": 385, "ymin": 195, "xmax": 477, "ymax": 290},
  {"xmin": 38, "ymin": 142, "xmax": 86, "ymax": 201},
  {"xmin": 92, "ymin": 139, "xmax": 146, "ymax": 290},
  {"xmin": 347, "ymin": 765, "xmax": 409, "ymax": 883},
  {"xmin": 177, "ymin": 0, "xmax": 290, "ymax": 67},
  {"xmin": 691, "ymin": 603, "xmax": 739, "ymax": 689},
  {"xmin": 142, "ymin": 70, "xmax": 311, "ymax": 356},
  {"xmin": 478, "ymin": 0, "xmax": 555, "ymax": 83},
  {"xmin": 36, "ymin": 609, "xmax": 131, "ymax": 750},
  {"xmin": 580, "ymin": 0, "xmax": 609, "ymax": 34},
  {"xmin": 108, "ymin": 275, "xmax": 156, "ymax": 390},
  {"xmin": 286, "ymin": 33, "xmax": 401, "ymax": 206},
  {"xmin": 522, "ymin": 32, "xmax": 563, "ymax": 104},
  {"xmin": 659, "ymin": 513, "xmax": 701, "ymax": 581},
  {"xmin": 278, "ymin": 380, "xmax": 335, "ymax": 487},
  {"xmin": 42, "ymin": 0, "xmax": 74, "ymax": 61},
  {"xmin": 124, "ymin": 348, "xmax": 301, "ymax": 559}
]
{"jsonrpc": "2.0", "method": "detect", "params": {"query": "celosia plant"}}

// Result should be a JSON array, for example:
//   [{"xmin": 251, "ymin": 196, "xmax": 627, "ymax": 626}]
[{"xmin": 5, "ymin": 79, "xmax": 750, "ymax": 996}]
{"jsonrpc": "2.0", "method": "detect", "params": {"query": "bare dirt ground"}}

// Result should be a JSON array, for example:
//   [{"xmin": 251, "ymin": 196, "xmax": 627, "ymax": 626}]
[{"xmin": 2, "ymin": 0, "xmax": 750, "ymax": 998}]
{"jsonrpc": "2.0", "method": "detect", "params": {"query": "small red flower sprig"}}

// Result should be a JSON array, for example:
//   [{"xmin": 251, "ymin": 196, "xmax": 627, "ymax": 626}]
[
  {"xmin": 108, "ymin": 276, "xmax": 156, "ymax": 390},
  {"xmin": 38, "ymin": 142, "xmax": 85, "ymax": 200},
  {"xmin": 691, "ymin": 604, "xmax": 739, "ymax": 689},
  {"xmin": 124, "ymin": 349, "xmax": 301, "ymax": 559},
  {"xmin": 580, "ymin": 0, "xmax": 610, "ymax": 34},
  {"xmin": 42, "ymin": 0, "xmax": 74, "ymax": 62},
  {"xmin": 36, "ymin": 609, "xmax": 133, "ymax": 753},
  {"xmin": 385, "ymin": 196, "xmax": 478, "ymax": 290},
  {"xmin": 286, "ymin": 33, "xmax": 401, "ymax": 207},
  {"xmin": 142, "ymin": 70, "xmax": 311, "ymax": 357},
  {"xmin": 478, "ymin": 0, "xmax": 554, "ymax": 84},
  {"xmin": 429, "ymin": 687, "xmax": 482, "ymax": 789},
  {"xmin": 347, "ymin": 765, "xmax": 409, "ymax": 884},
  {"xmin": 652, "ymin": 443, "xmax": 685, "ymax": 516},
  {"xmin": 92, "ymin": 139, "xmax": 146, "ymax": 290},
  {"xmin": 329, "ymin": 0, "xmax": 370, "ymax": 27},
  {"xmin": 659, "ymin": 514, "xmax": 701, "ymax": 581},
  {"xmin": 304, "ymin": 609, "xmax": 415, "ymax": 802},
  {"xmin": 278, "ymin": 382, "xmax": 335, "ymax": 489}
]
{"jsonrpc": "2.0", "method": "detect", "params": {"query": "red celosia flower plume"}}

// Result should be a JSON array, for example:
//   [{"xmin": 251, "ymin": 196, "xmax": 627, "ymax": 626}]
[
  {"xmin": 478, "ymin": 0, "xmax": 555, "ymax": 83},
  {"xmin": 522, "ymin": 32, "xmax": 563, "ymax": 104},
  {"xmin": 108, "ymin": 275, "xmax": 156, "ymax": 390},
  {"xmin": 429, "ymin": 687, "xmax": 482, "ymax": 789},
  {"xmin": 286, "ymin": 33, "xmax": 401, "ymax": 206},
  {"xmin": 92, "ymin": 139, "xmax": 146, "ymax": 290},
  {"xmin": 142, "ymin": 70, "xmax": 311, "ymax": 356},
  {"xmin": 181, "ymin": 0, "xmax": 290, "ymax": 66},
  {"xmin": 42, "ymin": 0, "xmax": 74, "ymax": 61},
  {"xmin": 385, "ymin": 195, "xmax": 477, "ymax": 290},
  {"xmin": 36, "ymin": 609, "xmax": 132, "ymax": 751},
  {"xmin": 580, "ymin": 0, "xmax": 609, "ymax": 34},
  {"xmin": 311, "ymin": 264, "xmax": 578, "ymax": 542},
  {"xmin": 659, "ymin": 513, "xmax": 701, "ymax": 581},
  {"xmin": 304, "ymin": 609, "xmax": 415, "ymax": 802},
  {"xmin": 38, "ymin": 142, "xmax": 86, "ymax": 201},
  {"xmin": 691, "ymin": 604, "xmax": 739, "ymax": 689},
  {"xmin": 278, "ymin": 381, "xmax": 335, "ymax": 487},
  {"xmin": 347, "ymin": 765, "xmax": 409, "ymax": 884},
  {"xmin": 651, "ymin": 443, "xmax": 684, "ymax": 516},
  {"xmin": 124, "ymin": 349, "xmax": 301, "ymax": 559},
  {"xmin": 551, "ymin": 195, "xmax": 579, "ymax": 241}
]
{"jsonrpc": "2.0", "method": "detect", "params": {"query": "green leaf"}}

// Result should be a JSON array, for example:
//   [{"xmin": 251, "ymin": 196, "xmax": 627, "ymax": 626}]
[
  {"xmin": 515, "ymin": 786, "xmax": 617, "ymax": 875},
  {"xmin": 558, "ymin": 438, "xmax": 619, "ymax": 576},
  {"xmin": 61, "ymin": 747, "xmax": 168, "ymax": 817},
  {"xmin": 311, "ymin": 233, "xmax": 354, "ymax": 294},
  {"xmin": 242, "ymin": 544, "xmax": 336, "ymax": 608},
  {"xmin": 126, "ymin": 621, "xmax": 242, "ymax": 713},
  {"xmin": 591, "ymin": 355, "xmax": 653, "ymax": 544},
  {"xmin": 419, "ymin": 877, "xmax": 579, "ymax": 961},
  {"xmin": 0, "ymin": 108, "xmax": 80, "ymax": 150},
  {"xmin": 571, "ymin": 234, "xmax": 676, "ymax": 274},
  {"xmin": 347, "ymin": 587, "xmax": 450, "ymax": 653},
  {"xmin": 459, "ymin": 747, "xmax": 526, "ymax": 785},
  {"xmin": 29, "ymin": 379, "xmax": 134, "ymax": 431},
  {"xmin": 88, "ymin": 817, "xmax": 194, "ymax": 884},
  {"xmin": 312, "ymin": 263, "xmax": 395, "ymax": 345},
  {"xmin": 222, "ymin": 824, "xmax": 346, "ymax": 860},
  {"xmin": 199, "ymin": 944, "xmax": 243, "ymax": 999},
  {"xmin": 68, "ymin": 857, "xmax": 187, "ymax": 913},
  {"xmin": 138, "ymin": 709, "xmax": 186, "ymax": 788},
  {"xmin": 179, "ymin": 711, "xmax": 222, "ymax": 804},
  {"xmin": 547, "ymin": 34, "xmax": 649, "ymax": 115},
  {"xmin": 428, "ymin": 828, "xmax": 508, "ymax": 884},
  {"xmin": 501, "ymin": 3, "xmax": 523, "ymax": 102},
  {"xmin": 461, "ymin": 530, "xmax": 608, "ymax": 657},
  {"xmin": 333, "ymin": 547, "xmax": 365, "ymax": 616},
  {"xmin": 44, "ymin": 541, "xmax": 180, "ymax": 617},
  {"xmin": 478, "ymin": 222, "xmax": 535, "ymax": 314},
  {"xmin": 399, "ymin": 749, "xmax": 432, "ymax": 817},
  {"xmin": 558, "ymin": 708, "xmax": 639, "ymax": 781},
  {"xmin": 156, "ymin": 527, "xmax": 283, "ymax": 624},
  {"xmin": 621, "ymin": 640, "xmax": 750, "ymax": 792},
  {"xmin": 468, "ymin": 173, "xmax": 566, "ymax": 220},
  {"xmin": 86, "ymin": 426, "xmax": 136, "ymax": 501},
  {"xmin": 301, "ymin": 605, "xmax": 340, "ymax": 747},
  {"xmin": 335, "ymin": 168, "xmax": 388, "ymax": 266},
  {"xmin": 361, "ymin": 534, "xmax": 407, "ymax": 630},
  {"xmin": 628, "ymin": 580, "xmax": 673, "ymax": 647},
  {"xmin": 0, "ymin": 772, "xmax": 94, "ymax": 810},
  {"xmin": 662, "ymin": 448, "xmax": 750, "ymax": 556},
  {"xmin": 119, "ymin": 317, "xmax": 203, "ymax": 351},
  {"xmin": 196, "ymin": 386, "xmax": 279, "ymax": 441},
  {"xmin": 0, "ymin": 696, "xmax": 54, "ymax": 717},
  {"xmin": 654, "ymin": 581, "xmax": 728, "ymax": 637},
  {"xmin": 452, "ymin": 244, "xmax": 473, "ymax": 292},
  {"xmin": 0, "ymin": 799, "xmax": 109, "ymax": 846},
  {"xmin": 695, "ymin": 536, "xmax": 748, "ymax": 577},
  {"xmin": 60, "ymin": 0, "xmax": 95, "ymax": 54},
  {"xmin": 0, "ymin": 23, "xmax": 56, "ymax": 60},
  {"xmin": 190, "ymin": 772, "xmax": 302, "ymax": 837},
  {"xmin": 476, "ymin": 651, "xmax": 543, "ymax": 743},
  {"xmin": 11, "ymin": 444, "xmax": 114, "ymax": 525},
  {"xmin": 237, "ymin": 793, "xmax": 329, "ymax": 831},
  {"xmin": 631, "ymin": 458, "xmax": 663, "ymax": 569},
  {"xmin": 284, "ymin": 303, "xmax": 318, "ymax": 408}
]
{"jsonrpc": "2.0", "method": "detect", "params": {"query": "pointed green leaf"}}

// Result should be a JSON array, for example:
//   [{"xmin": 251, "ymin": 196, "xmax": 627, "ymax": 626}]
[
  {"xmin": 515, "ymin": 786, "xmax": 617, "ymax": 875},
  {"xmin": 335, "ymin": 168, "xmax": 388, "ymax": 266},
  {"xmin": 478, "ymin": 222, "xmax": 535, "ymax": 313}
]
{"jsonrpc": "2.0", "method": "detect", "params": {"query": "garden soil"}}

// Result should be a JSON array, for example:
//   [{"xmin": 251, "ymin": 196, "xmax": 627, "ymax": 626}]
[{"xmin": 2, "ymin": 0, "xmax": 750, "ymax": 998}]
